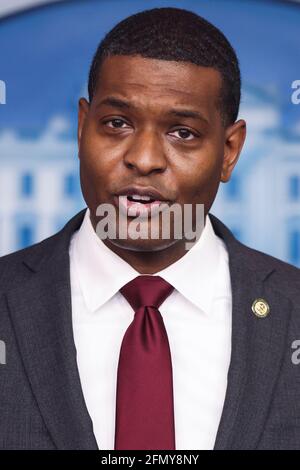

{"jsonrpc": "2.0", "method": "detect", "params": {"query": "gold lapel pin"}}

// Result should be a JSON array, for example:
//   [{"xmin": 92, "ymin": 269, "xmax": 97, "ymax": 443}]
[{"xmin": 251, "ymin": 298, "xmax": 270, "ymax": 318}]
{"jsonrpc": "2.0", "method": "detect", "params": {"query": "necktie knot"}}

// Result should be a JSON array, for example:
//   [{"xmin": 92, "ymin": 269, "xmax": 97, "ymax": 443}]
[{"xmin": 120, "ymin": 275, "xmax": 174, "ymax": 311}]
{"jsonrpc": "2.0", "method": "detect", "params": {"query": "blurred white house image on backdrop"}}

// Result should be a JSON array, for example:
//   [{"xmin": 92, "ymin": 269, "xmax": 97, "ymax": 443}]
[{"xmin": 0, "ymin": 0, "xmax": 300, "ymax": 266}]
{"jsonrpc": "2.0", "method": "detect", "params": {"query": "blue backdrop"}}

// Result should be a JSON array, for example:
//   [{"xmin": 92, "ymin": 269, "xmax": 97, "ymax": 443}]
[{"xmin": 0, "ymin": 0, "xmax": 300, "ymax": 266}]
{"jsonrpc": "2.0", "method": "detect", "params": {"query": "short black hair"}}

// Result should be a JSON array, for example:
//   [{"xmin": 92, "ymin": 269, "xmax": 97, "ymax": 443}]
[{"xmin": 88, "ymin": 7, "xmax": 241, "ymax": 126}]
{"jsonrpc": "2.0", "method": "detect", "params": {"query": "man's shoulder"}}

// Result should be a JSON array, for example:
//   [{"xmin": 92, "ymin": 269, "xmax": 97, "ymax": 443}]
[
  {"xmin": 0, "ymin": 231, "xmax": 59, "ymax": 263},
  {"xmin": 210, "ymin": 213, "xmax": 300, "ymax": 293},
  {"xmin": 0, "ymin": 231, "xmax": 61, "ymax": 290},
  {"xmin": 0, "ymin": 209, "xmax": 86, "ymax": 291},
  {"xmin": 238, "ymin": 242, "xmax": 300, "ymax": 284},
  {"xmin": 230, "ymin": 238, "xmax": 300, "ymax": 313}
]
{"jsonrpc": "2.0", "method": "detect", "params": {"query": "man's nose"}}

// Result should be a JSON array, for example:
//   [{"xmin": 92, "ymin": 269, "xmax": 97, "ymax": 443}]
[{"xmin": 123, "ymin": 130, "xmax": 167, "ymax": 175}]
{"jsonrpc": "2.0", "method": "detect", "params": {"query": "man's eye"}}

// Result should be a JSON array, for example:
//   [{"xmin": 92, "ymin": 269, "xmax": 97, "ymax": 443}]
[
  {"xmin": 169, "ymin": 128, "xmax": 197, "ymax": 140},
  {"xmin": 104, "ymin": 119, "xmax": 129, "ymax": 129}
]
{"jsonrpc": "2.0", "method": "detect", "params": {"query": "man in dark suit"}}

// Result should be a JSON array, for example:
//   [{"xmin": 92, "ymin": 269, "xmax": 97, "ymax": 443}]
[{"xmin": 1, "ymin": 7, "xmax": 300, "ymax": 450}]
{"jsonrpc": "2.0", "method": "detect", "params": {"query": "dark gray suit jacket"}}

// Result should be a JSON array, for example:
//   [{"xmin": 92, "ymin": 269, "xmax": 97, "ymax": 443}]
[{"xmin": 0, "ymin": 208, "xmax": 300, "ymax": 450}]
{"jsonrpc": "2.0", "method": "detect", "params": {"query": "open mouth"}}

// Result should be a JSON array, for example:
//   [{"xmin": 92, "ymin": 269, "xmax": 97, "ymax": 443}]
[
  {"xmin": 127, "ymin": 195, "xmax": 156, "ymax": 204},
  {"xmin": 114, "ymin": 194, "xmax": 169, "ymax": 217}
]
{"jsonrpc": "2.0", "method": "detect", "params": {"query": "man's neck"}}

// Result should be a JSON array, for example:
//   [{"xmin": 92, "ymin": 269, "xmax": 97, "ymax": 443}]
[{"xmin": 101, "ymin": 238, "xmax": 190, "ymax": 274}]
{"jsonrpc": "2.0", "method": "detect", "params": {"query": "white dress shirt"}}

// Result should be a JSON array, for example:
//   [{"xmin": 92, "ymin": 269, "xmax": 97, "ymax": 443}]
[{"xmin": 69, "ymin": 208, "xmax": 232, "ymax": 450}]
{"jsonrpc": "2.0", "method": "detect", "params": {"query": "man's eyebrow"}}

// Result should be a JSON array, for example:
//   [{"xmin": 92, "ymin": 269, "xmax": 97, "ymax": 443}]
[
  {"xmin": 168, "ymin": 108, "xmax": 209, "ymax": 124},
  {"xmin": 96, "ymin": 96, "xmax": 209, "ymax": 124},
  {"xmin": 96, "ymin": 96, "xmax": 132, "ymax": 110}
]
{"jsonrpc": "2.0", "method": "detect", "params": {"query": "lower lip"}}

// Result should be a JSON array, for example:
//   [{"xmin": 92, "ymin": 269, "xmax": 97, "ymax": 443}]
[{"xmin": 113, "ymin": 195, "xmax": 169, "ymax": 218}]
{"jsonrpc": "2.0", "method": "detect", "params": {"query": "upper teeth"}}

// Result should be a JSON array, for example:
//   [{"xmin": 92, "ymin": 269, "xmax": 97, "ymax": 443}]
[{"xmin": 130, "ymin": 194, "xmax": 152, "ymax": 201}]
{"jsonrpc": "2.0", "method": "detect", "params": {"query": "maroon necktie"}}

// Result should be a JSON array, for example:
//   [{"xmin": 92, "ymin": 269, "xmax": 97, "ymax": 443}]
[{"xmin": 114, "ymin": 275, "xmax": 176, "ymax": 450}]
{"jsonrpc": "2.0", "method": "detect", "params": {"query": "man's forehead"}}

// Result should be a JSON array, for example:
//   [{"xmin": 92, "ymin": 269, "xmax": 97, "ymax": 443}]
[
  {"xmin": 95, "ymin": 85, "xmax": 205, "ymax": 107},
  {"xmin": 96, "ymin": 55, "xmax": 222, "ymax": 102}
]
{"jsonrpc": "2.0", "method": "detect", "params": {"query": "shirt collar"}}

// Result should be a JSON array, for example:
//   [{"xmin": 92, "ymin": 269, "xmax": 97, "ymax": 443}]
[
  {"xmin": 72, "ymin": 208, "xmax": 223, "ymax": 314},
  {"xmin": 154, "ymin": 213, "xmax": 222, "ymax": 314}
]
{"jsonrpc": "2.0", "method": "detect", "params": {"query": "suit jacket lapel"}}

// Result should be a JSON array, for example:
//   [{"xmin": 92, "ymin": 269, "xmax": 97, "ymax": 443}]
[
  {"xmin": 6, "ymin": 209, "xmax": 98, "ymax": 450},
  {"xmin": 210, "ymin": 214, "xmax": 292, "ymax": 449}
]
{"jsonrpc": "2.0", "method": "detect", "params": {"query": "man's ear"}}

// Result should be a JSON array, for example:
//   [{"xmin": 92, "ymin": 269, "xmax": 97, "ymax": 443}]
[
  {"xmin": 77, "ymin": 97, "xmax": 90, "ymax": 149},
  {"xmin": 221, "ymin": 119, "xmax": 246, "ymax": 182}
]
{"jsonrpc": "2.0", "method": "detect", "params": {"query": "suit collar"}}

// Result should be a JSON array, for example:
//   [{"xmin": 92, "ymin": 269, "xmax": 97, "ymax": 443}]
[
  {"xmin": 209, "ymin": 213, "xmax": 276, "ymax": 282},
  {"xmin": 22, "ymin": 209, "xmax": 87, "ymax": 274},
  {"xmin": 5, "ymin": 209, "xmax": 293, "ymax": 449}
]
